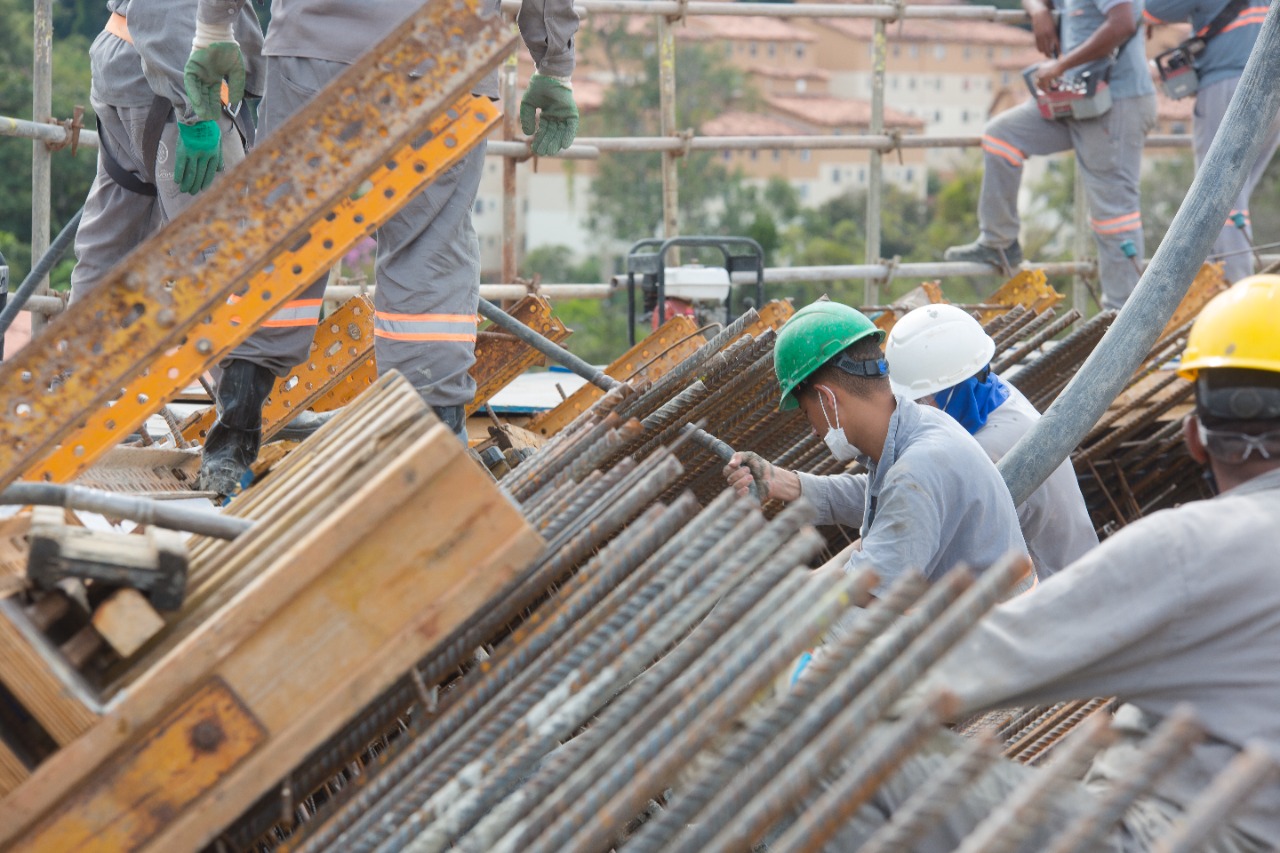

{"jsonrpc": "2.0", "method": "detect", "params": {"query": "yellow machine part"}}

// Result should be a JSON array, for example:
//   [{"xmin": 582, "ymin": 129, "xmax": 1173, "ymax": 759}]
[{"xmin": 977, "ymin": 269, "xmax": 1065, "ymax": 325}]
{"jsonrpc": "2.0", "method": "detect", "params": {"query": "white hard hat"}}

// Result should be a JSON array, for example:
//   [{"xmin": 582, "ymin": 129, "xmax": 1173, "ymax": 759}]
[{"xmin": 884, "ymin": 304, "xmax": 996, "ymax": 400}]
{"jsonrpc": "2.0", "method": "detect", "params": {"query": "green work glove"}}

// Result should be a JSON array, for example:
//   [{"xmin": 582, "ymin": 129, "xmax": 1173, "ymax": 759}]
[
  {"xmin": 184, "ymin": 42, "xmax": 245, "ymax": 121},
  {"xmin": 174, "ymin": 120, "xmax": 223, "ymax": 195},
  {"xmin": 519, "ymin": 74, "xmax": 579, "ymax": 157}
]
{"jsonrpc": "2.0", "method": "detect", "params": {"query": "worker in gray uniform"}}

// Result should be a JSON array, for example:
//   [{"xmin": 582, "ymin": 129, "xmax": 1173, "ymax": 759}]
[
  {"xmin": 70, "ymin": 0, "xmax": 264, "ymax": 299},
  {"xmin": 884, "ymin": 303, "xmax": 1098, "ymax": 579},
  {"xmin": 184, "ymin": 0, "xmax": 580, "ymax": 496},
  {"xmin": 945, "ymin": 0, "xmax": 1157, "ymax": 310},
  {"xmin": 1146, "ymin": 0, "xmax": 1278, "ymax": 283},
  {"xmin": 820, "ymin": 276, "xmax": 1280, "ymax": 852},
  {"xmin": 724, "ymin": 301, "xmax": 1031, "ymax": 592}
]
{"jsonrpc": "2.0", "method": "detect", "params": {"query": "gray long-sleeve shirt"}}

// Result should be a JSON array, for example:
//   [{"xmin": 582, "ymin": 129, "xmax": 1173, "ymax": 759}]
[
  {"xmin": 796, "ymin": 396, "xmax": 1027, "ymax": 586},
  {"xmin": 91, "ymin": 0, "xmax": 266, "ymax": 121},
  {"xmin": 799, "ymin": 385, "xmax": 1097, "ymax": 581},
  {"xmin": 914, "ymin": 467, "xmax": 1280, "ymax": 842},
  {"xmin": 196, "ymin": 0, "xmax": 578, "ymax": 97},
  {"xmin": 970, "ymin": 384, "xmax": 1098, "ymax": 579}
]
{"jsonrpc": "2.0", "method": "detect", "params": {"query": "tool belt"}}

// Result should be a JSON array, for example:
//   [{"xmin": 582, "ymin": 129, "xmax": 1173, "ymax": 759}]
[
  {"xmin": 98, "ymin": 11, "xmax": 255, "ymax": 196},
  {"xmin": 1154, "ymin": 0, "xmax": 1250, "ymax": 100}
]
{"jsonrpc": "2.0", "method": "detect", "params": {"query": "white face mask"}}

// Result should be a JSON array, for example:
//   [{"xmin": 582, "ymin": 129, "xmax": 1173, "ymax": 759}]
[{"xmin": 817, "ymin": 385, "xmax": 861, "ymax": 462}]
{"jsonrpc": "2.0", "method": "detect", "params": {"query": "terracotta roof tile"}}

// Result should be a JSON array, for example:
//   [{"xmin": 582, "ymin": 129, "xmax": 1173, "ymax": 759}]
[
  {"xmin": 702, "ymin": 111, "xmax": 813, "ymax": 136},
  {"xmin": 681, "ymin": 15, "xmax": 818, "ymax": 42},
  {"xmin": 765, "ymin": 94, "xmax": 926, "ymax": 129},
  {"xmin": 819, "ymin": 17, "xmax": 1033, "ymax": 47}
]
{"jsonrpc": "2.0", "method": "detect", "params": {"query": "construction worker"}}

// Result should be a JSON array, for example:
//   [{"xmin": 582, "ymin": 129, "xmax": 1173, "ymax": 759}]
[
  {"xmin": 723, "ymin": 302, "xmax": 1030, "ymax": 591},
  {"xmin": 944, "ymin": 0, "xmax": 1157, "ymax": 310},
  {"xmin": 827, "ymin": 276, "xmax": 1280, "ymax": 851},
  {"xmin": 70, "ymin": 0, "xmax": 264, "ymax": 299},
  {"xmin": 1146, "ymin": 0, "xmax": 1279, "ymax": 283},
  {"xmin": 885, "ymin": 304, "xmax": 1098, "ymax": 579},
  {"xmin": 184, "ymin": 0, "xmax": 580, "ymax": 495}
]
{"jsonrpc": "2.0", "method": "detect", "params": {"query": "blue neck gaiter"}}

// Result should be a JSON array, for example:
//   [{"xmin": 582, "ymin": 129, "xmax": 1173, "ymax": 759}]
[{"xmin": 937, "ymin": 368, "xmax": 1011, "ymax": 435}]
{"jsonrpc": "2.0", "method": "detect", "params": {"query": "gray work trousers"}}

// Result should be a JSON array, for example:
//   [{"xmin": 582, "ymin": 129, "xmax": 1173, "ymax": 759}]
[
  {"xmin": 978, "ymin": 95, "xmax": 1158, "ymax": 311},
  {"xmin": 809, "ymin": 726, "xmax": 1266, "ymax": 853},
  {"xmin": 70, "ymin": 98, "xmax": 245, "ymax": 299},
  {"xmin": 1194, "ymin": 76, "xmax": 1280, "ymax": 283},
  {"xmin": 229, "ymin": 56, "xmax": 485, "ymax": 408}
]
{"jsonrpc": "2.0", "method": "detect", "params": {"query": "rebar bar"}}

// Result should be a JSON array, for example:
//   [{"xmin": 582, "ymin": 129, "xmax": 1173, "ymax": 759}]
[
  {"xmin": 624, "ymin": 571, "xmax": 930, "ymax": 853},
  {"xmin": 992, "ymin": 309, "xmax": 1082, "ymax": 375},
  {"xmin": 769, "ymin": 690, "xmax": 961, "ymax": 853},
  {"xmin": 539, "ymin": 569, "xmax": 873, "ymax": 853},
  {"xmin": 1045, "ymin": 706, "xmax": 1203, "ymax": 853},
  {"xmin": 1150, "ymin": 744, "xmax": 1279, "ymax": 853},
  {"xmin": 692, "ymin": 554, "xmax": 1029, "ymax": 853},
  {"xmin": 855, "ymin": 731, "xmax": 1004, "ymax": 853},
  {"xmin": 953, "ymin": 714, "xmax": 1115, "ymax": 853}
]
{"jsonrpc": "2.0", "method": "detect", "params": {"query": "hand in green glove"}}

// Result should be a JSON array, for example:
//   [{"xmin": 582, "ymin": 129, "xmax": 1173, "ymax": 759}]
[
  {"xmin": 184, "ymin": 42, "xmax": 245, "ymax": 121},
  {"xmin": 519, "ymin": 74, "xmax": 579, "ymax": 157},
  {"xmin": 174, "ymin": 120, "xmax": 223, "ymax": 195}
]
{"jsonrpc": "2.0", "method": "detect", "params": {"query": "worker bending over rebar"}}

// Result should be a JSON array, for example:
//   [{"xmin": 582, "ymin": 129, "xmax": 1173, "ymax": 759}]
[
  {"xmin": 184, "ymin": 0, "xmax": 581, "ymax": 496},
  {"xmin": 724, "ymin": 302, "xmax": 1032, "ymax": 593},
  {"xmin": 884, "ymin": 304, "xmax": 1099, "ymax": 580},
  {"xmin": 812, "ymin": 276, "xmax": 1280, "ymax": 851}
]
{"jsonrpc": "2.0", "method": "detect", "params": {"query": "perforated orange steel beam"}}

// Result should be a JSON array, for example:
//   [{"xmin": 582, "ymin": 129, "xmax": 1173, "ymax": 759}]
[{"xmin": 0, "ymin": 0, "xmax": 513, "ymax": 492}]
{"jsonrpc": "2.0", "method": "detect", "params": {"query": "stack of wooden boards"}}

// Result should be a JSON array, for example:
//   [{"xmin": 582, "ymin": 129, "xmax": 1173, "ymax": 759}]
[{"xmin": 0, "ymin": 372, "xmax": 541, "ymax": 851}]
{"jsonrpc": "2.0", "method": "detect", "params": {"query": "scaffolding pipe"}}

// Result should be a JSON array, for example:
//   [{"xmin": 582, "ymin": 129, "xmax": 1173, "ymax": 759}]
[
  {"xmin": 498, "ymin": 0, "xmax": 1032, "ymax": 21},
  {"xmin": 866, "ymin": 15, "xmax": 888, "ymax": 305},
  {"xmin": 658, "ymin": 13, "xmax": 680, "ymax": 253},
  {"xmin": 0, "ymin": 483, "xmax": 253, "ymax": 540},
  {"xmin": 0, "ymin": 117, "xmax": 1193, "ymax": 155},
  {"xmin": 999, "ymin": 3, "xmax": 1280, "ymax": 508},
  {"xmin": 31, "ymin": 0, "xmax": 53, "ymax": 334}
]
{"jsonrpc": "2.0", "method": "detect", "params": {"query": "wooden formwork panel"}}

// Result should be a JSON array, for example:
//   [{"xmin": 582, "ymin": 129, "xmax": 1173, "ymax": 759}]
[{"xmin": 2, "ymin": 372, "xmax": 542, "ymax": 851}]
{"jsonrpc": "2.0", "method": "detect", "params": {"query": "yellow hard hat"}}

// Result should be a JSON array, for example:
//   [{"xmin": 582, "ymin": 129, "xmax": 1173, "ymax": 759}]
[{"xmin": 1178, "ymin": 275, "xmax": 1280, "ymax": 381}]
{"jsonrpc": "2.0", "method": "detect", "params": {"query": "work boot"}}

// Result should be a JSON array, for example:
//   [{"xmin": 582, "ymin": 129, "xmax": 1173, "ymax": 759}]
[
  {"xmin": 196, "ymin": 359, "xmax": 276, "ymax": 497},
  {"xmin": 433, "ymin": 404, "xmax": 469, "ymax": 444},
  {"xmin": 272, "ymin": 408, "xmax": 338, "ymax": 443},
  {"xmin": 944, "ymin": 239, "xmax": 1023, "ymax": 277}
]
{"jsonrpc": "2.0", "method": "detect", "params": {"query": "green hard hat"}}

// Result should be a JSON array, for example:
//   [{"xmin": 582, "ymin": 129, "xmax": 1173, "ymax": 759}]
[{"xmin": 775, "ymin": 302, "xmax": 886, "ymax": 410}]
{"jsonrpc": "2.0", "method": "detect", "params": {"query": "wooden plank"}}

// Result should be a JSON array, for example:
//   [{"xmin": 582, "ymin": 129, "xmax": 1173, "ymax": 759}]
[
  {"xmin": 28, "ymin": 677, "xmax": 264, "ymax": 853},
  {"xmin": 0, "ymin": 607, "xmax": 97, "ymax": 746},
  {"xmin": 93, "ymin": 591, "xmax": 166, "ymax": 659},
  {"xmin": 0, "ymin": 738, "xmax": 28, "ymax": 799},
  {"xmin": 3, "ymin": 375, "xmax": 541, "ymax": 846}
]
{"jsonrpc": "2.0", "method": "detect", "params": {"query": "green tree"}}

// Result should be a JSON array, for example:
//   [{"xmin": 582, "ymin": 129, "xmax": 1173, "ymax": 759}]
[
  {"xmin": 0, "ymin": 0, "xmax": 96, "ymax": 289},
  {"xmin": 585, "ymin": 26, "xmax": 757, "ymax": 242}
]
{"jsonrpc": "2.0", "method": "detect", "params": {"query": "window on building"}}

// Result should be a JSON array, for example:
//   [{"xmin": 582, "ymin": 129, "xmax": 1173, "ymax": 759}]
[
  {"xmin": 987, "ymin": 46, "xmax": 995, "ymax": 60},
  {"xmin": 773, "ymin": 150, "xmax": 782, "ymax": 161},
  {"xmin": 750, "ymin": 150, "xmax": 758, "ymax": 160},
  {"xmin": 934, "ymin": 44, "xmax": 946, "ymax": 60},
  {"xmin": 795, "ymin": 43, "xmax": 805, "ymax": 59},
  {"xmin": 1001, "ymin": 71, "xmax": 1011, "ymax": 86},
  {"xmin": 963, "ymin": 78, "xmax": 971, "ymax": 91},
  {"xmin": 934, "ymin": 109, "xmax": 942, "ymax": 122},
  {"xmin": 909, "ymin": 44, "xmax": 920, "ymax": 58},
  {"xmin": 962, "ymin": 110, "xmax": 970, "ymax": 123},
  {"xmin": 964, "ymin": 46, "xmax": 972, "ymax": 60},
  {"xmin": 1173, "ymin": 121, "xmax": 1187, "ymax": 134},
  {"xmin": 749, "ymin": 42, "xmax": 758, "ymax": 57},
  {"xmin": 833, "ymin": 170, "xmax": 841, "ymax": 184},
  {"xmin": 722, "ymin": 150, "xmax": 732, "ymax": 161},
  {"xmin": 797, "ymin": 78, "xmax": 807, "ymax": 93},
  {"xmin": 936, "ymin": 77, "xmax": 943, "ymax": 90},
  {"xmin": 800, "ymin": 149, "xmax": 811, "ymax": 161},
  {"xmin": 1003, "ymin": 47, "xmax": 1011, "ymax": 59},
  {"xmin": 906, "ymin": 168, "xmax": 915, "ymax": 181},
  {"xmin": 858, "ymin": 168, "xmax": 866, "ymax": 181},
  {"xmin": 768, "ymin": 42, "xmax": 777, "ymax": 57},
  {"xmin": 798, "ymin": 184, "xmax": 809, "ymax": 201},
  {"xmin": 908, "ymin": 77, "xmax": 916, "ymax": 90}
]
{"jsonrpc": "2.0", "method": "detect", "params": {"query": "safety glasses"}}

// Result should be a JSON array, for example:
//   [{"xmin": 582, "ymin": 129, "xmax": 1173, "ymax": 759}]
[{"xmin": 1198, "ymin": 417, "xmax": 1280, "ymax": 463}]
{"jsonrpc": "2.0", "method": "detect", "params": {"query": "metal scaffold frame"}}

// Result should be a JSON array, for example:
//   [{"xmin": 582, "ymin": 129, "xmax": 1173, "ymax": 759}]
[{"xmin": 3, "ymin": 0, "xmax": 1211, "ymax": 321}]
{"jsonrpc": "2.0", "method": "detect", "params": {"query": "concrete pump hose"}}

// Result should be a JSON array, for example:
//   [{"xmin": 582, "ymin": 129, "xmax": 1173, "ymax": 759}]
[
  {"xmin": 999, "ymin": 5, "xmax": 1280, "ymax": 507},
  {"xmin": 0, "ymin": 483, "xmax": 253, "ymax": 541}
]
